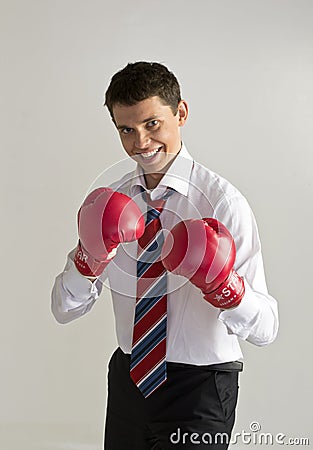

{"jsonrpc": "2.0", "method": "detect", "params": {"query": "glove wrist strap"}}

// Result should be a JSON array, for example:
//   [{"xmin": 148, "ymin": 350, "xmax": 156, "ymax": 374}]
[
  {"xmin": 74, "ymin": 241, "xmax": 113, "ymax": 277},
  {"xmin": 203, "ymin": 269, "xmax": 245, "ymax": 309}
]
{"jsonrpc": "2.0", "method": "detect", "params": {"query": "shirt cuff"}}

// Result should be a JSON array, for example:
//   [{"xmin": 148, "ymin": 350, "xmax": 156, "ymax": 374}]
[
  {"xmin": 218, "ymin": 279, "xmax": 261, "ymax": 340},
  {"xmin": 62, "ymin": 261, "xmax": 99, "ymax": 301}
]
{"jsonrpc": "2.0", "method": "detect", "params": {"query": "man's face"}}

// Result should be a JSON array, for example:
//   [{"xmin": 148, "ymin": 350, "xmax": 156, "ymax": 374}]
[{"xmin": 112, "ymin": 96, "xmax": 188, "ymax": 188}]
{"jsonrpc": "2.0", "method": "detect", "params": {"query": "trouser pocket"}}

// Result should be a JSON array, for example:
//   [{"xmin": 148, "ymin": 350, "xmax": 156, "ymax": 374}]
[{"xmin": 214, "ymin": 371, "xmax": 239, "ymax": 423}]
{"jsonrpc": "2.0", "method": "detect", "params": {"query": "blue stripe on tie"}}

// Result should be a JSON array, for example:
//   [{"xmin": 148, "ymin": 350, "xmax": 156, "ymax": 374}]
[
  {"xmin": 130, "ymin": 187, "xmax": 175, "ymax": 397},
  {"xmin": 140, "ymin": 360, "xmax": 167, "ymax": 397},
  {"xmin": 148, "ymin": 240, "xmax": 158, "ymax": 251},
  {"xmin": 131, "ymin": 318, "xmax": 166, "ymax": 365},
  {"xmin": 137, "ymin": 260, "xmax": 153, "ymax": 278},
  {"xmin": 130, "ymin": 318, "xmax": 167, "ymax": 368},
  {"xmin": 137, "ymin": 256, "xmax": 161, "ymax": 278},
  {"xmin": 137, "ymin": 255, "xmax": 160, "ymax": 278},
  {"xmin": 141, "ymin": 273, "xmax": 167, "ymax": 300},
  {"xmin": 146, "ymin": 208, "xmax": 160, "ymax": 223},
  {"xmin": 137, "ymin": 233, "xmax": 164, "ymax": 276},
  {"xmin": 135, "ymin": 273, "xmax": 167, "ymax": 313},
  {"xmin": 140, "ymin": 230, "xmax": 164, "ymax": 257},
  {"xmin": 134, "ymin": 295, "xmax": 164, "ymax": 324}
]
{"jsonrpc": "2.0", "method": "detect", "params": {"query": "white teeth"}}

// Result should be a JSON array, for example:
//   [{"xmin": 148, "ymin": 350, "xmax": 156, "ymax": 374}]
[{"xmin": 140, "ymin": 148, "xmax": 160, "ymax": 158}]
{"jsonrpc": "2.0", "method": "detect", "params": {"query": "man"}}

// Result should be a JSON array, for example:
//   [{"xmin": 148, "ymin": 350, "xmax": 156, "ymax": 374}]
[{"xmin": 52, "ymin": 61, "xmax": 279, "ymax": 449}]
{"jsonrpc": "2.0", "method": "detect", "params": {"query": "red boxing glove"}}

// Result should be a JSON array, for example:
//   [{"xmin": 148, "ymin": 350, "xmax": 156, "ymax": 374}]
[
  {"xmin": 161, "ymin": 218, "xmax": 245, "ymax": 309},
  {"xmin": 74, "ymin": 188, "xmax": 145, "ymax": 277}
]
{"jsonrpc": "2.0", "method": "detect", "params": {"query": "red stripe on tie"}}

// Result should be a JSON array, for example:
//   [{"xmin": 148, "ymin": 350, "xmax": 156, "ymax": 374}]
[
  {"xmin": 132, "ymin": 296, "xmax": 167, "ymax": 345},
  {"xmin": 130, "ymin": 338, "xmax": 166, "ymax": 384},
  {"xmin": 130, "ymin": 192, "xmax": 173, "ymax": 397},
  {"xmin": 136, "ymin": 264, "xmax": 165, "ymax": 298},
  {"xmin": 142, "ymin": 261, "xmax": 165, "ymax": 278},
  {"xmin": 138, "ymin": 219, "xmax": 161, "ymax": 250}
]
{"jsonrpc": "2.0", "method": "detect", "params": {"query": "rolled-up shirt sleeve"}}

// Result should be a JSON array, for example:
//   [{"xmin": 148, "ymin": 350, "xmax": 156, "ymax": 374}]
[
  {"xmin": 51, "ymin": 249, "xmax": 104, "ymax": 324},
  {"xmin": 215, "ymin": 195, "xmax": 279, "ymax": 346}
]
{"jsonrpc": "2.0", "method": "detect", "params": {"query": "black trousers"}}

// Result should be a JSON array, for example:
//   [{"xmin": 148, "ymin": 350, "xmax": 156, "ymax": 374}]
[{"xmin": 104, "ymin": 348, "xmax": 241, "ymax": 450}]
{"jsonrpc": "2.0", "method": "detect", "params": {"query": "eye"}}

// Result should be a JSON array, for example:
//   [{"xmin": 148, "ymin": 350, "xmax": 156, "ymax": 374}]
[
  {"xmin": 147, "ymin": 120, "xmax": 159, "ymax": 128},
  {"xmin": 121, "ymin": 127, "xmax": 133, "ymax": 135}
]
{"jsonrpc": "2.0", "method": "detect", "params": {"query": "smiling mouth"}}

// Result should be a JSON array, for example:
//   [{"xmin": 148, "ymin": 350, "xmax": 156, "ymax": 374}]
[{"xmin": 137, "ymin": 146, "xmax": 163, "ymax": 159}]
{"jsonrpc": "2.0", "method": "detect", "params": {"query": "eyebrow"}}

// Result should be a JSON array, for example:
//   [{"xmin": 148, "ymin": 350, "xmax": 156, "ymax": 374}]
[{"xmin": 116, "ymin": 115, "xmax": 159, "ymax": 130}]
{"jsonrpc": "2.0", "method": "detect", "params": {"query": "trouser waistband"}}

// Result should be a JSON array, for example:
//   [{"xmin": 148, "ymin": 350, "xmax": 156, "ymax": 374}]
[
  {"xmin": 121, "ymin": 349, "xmax": 243, "ymax": 372},
  {"xmin": 168, "ymin": 360, "xmax": 243, "ymax": 372}
]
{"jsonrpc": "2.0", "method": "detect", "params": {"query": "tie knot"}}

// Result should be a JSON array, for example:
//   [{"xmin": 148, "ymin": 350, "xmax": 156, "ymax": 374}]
[
  {"xmin": 146, "ymin": 206, "xmax": 162, "ymax": 224},
  {"xmin": 140, "ymin": 187, "xmax": 175, "ymax": 225},
  {"xmin": 147, "ymin": 197, "xmax": 166, "ymax": 209},
  {"xmin": 142, "ymin": 187, "xmax": 174, "ymax": 208}
]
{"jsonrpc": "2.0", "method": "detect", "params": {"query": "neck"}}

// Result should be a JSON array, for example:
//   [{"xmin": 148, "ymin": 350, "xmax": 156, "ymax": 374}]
[
  {"xmin": 143, "ymin": 146, "xmax": 182, "ymax": 190},
  {"xmin": 144, "ymin": 172, "xmax": 165, "ymax": 190}
]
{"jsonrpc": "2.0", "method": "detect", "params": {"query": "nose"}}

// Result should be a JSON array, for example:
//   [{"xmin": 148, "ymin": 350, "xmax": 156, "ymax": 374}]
[{"xmin": 134, "ymin": 130, "xmax": 150, "ymax": 149}]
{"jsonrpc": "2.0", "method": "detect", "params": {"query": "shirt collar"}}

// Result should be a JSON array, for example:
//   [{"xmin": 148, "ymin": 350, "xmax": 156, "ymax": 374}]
[{"xmin": 130, "ymin": 143, "xmax": 193, "ymax": 200}]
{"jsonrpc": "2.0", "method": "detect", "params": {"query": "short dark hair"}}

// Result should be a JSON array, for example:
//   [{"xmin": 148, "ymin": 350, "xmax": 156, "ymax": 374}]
[{"xmin": 104, "ymin": 61, "xmax": 182, "ymax": 120}]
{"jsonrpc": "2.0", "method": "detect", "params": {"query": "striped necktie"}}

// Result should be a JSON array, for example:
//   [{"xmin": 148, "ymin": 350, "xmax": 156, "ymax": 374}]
[{"xmin": 130, "ymin": 189, "xmax": 172, "ymax": 397}]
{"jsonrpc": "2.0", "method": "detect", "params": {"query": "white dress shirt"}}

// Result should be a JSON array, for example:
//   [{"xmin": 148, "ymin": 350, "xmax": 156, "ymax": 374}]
[{"xmin": 51, "ymin": 144, "xmax": 279, "ymax": 365}]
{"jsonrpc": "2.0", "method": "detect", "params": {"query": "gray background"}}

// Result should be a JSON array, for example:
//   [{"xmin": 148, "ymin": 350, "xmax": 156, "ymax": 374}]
[{"xmin": 1, "ymin": 0, "xmax": 312, "ymax": 449}]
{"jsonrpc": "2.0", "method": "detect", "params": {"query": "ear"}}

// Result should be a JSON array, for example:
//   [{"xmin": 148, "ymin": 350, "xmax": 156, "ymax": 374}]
[{"xmin": 177, "ymin": 100, "xmax": 189, "ymax": 127}]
